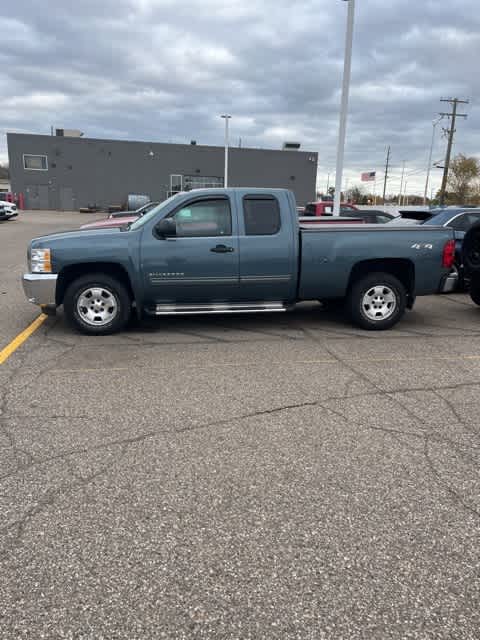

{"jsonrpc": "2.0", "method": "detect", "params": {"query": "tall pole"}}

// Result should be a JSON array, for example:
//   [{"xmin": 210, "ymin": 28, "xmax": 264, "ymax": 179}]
[
  {"xmin": 382, "ymin": 146, "xmax": 390, "ymax": 204},
  {"xmin": 326, "ymin": 172, "xmax": 330, "ymax": 194},
  {"xmin": 333, "ymin": 0, "xmax": 355, "ymax": 216},
  {"xmin": 221, "ymin": 114, "xmax": 231, "ymax": 188},
  {"xmin": 438, "ymin": 98, "xmax": 468, "ymax": 205},
  {"xmin": 424, "ymin": 116, "xmax": 442, "ymax": 205},
  {"xmin": 398, "ymin": 160, "xmax": 405, "ymax": 205}
]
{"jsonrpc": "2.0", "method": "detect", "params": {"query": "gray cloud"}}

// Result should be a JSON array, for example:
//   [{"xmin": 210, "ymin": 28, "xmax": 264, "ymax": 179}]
[{"xmin": 1, "ymin": 0, "xmax": 479, "ymax": 195}]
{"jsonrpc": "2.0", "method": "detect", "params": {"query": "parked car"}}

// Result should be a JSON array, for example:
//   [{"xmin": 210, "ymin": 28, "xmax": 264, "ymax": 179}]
[
  {"xmin": 109, "ymin": 201, "xmax": 160, "ymax": 219},
  {"xmin": 22, "ymin": 188, "xmax": 456, "ymax": 335},
  {"xmin": 394, "ymin": 207, "xmax": 480, "ymax": 290},
  {"xmin": 303, "ymin": 201, "xmax": 359, "ymax": 216},
  {"xmin": 330, "ymin": 209, "xmax": 395, "ymax": 224},
  {"xmin": 299, "ymin": 216, "xmax": 366, "ymax": 225},
  {"xmin": 80, "ymin": 214, "xmax": 140, "ymax": 230},
  {"xmin": 80, "ymin": 202, "xmax": 160, "ymax": 230},
  {"xmin": 0, "ymin": 202, "xmax": 18, "ymax": 221},
  {"xmin": 462, "ymin": 223, "xmax": 480, "ymax": 305}
]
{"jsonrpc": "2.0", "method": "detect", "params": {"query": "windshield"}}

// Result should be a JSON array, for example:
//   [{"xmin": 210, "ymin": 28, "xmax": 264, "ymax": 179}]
[{"xmin": 129, "ymin": 194, "xmax": 181, "ymax": 230}]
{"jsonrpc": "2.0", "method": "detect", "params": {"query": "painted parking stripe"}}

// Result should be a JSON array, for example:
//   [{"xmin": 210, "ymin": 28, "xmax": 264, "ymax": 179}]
[{"xmin": 0, "ymin": 314, "xmax": 47, "ymax": 365}]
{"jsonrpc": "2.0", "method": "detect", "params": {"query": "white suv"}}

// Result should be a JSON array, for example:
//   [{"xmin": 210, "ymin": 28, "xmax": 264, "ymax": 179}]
[{"xmin": 0, "ymin": 201, "xmax": 18, "ymax": 220}]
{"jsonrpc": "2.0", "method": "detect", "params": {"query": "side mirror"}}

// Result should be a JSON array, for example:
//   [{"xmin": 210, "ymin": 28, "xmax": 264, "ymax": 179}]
[{"xmin": 155, "ymin": 217, "xmax": 176, "ymax": 238}]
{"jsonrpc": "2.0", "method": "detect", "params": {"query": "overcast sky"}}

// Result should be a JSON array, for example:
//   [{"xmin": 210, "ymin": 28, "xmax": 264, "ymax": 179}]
[{"xmin": 2, "ymin": 0, "xmax": 479, "ymax": 195}]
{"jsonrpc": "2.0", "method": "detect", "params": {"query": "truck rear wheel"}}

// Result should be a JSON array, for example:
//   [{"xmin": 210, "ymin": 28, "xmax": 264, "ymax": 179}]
[
  {"xmin": 347, "ymin": 272, "xmax": 407, "ymax": 331},
  {"xmin": 64, "ymin": 273, "xmax": 131, "ymax": 335},
  {"xmin": 469, "ymin": 275, "xmax": 480, "ymax": 306}
]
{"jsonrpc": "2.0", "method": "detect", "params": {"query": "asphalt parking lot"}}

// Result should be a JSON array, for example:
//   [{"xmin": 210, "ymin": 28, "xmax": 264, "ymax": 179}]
[{"xmin": 1, "ymin": 211, "xmax": 480, "ymax": 639}]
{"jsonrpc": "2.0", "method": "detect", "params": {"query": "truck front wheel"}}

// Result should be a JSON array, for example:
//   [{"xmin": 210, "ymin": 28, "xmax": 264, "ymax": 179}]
[
  {"xmin": 63, "ymin": 273, "xmax": 131, "ymax": 335},
  {"xmin": 347, "ymin": 272, "xmax": 407, "ymax": 331}
]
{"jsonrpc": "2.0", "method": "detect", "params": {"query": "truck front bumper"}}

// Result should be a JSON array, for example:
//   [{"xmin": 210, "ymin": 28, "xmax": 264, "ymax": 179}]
[{"xmin": 22, "ymin": 273, "xmax": 58, "ymax": 313}]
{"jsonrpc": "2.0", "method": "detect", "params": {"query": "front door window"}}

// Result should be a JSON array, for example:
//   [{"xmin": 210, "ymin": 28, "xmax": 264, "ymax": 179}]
[{"xmin": 172, "ymin": 198, "xmax": 232, "ymax": 237}]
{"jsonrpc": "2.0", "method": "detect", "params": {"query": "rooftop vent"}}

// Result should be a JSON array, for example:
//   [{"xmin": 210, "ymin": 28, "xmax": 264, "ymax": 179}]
[{"xmin": 282, "ymin": 141, "xmax": 301, "ymax": 151}]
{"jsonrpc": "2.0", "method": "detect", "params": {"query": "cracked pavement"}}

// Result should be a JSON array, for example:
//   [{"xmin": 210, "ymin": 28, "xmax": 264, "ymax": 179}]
[{"xmin": 0, "ymin": 211, "xmax": 479, "ymax": 639}]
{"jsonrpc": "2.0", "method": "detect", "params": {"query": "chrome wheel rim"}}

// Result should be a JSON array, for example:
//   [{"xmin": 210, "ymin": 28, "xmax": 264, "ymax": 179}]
[
  {"xmin": 76, "ymin": 287, "xmax": 118, "ymax": 327},
  {"xmin": 362, "ymin": 285, "xmax": 396, "ymax": 321}
]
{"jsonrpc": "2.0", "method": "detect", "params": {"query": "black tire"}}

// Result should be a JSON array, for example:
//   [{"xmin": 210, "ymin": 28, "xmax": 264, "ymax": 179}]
[
  {"xmin": 63, "ymin": 273, "xmax": 131, "ymax": 335},
  {"xmin": 470, "ymin": 275, "xmax": 480, "ymax": 306},
  {"xmin": 463, "ymin": 223, "xmax": 480, "ymax": 274},
  {"xmin": 347, "ymin": 272, "xmax": 407, "ymax": 331}
]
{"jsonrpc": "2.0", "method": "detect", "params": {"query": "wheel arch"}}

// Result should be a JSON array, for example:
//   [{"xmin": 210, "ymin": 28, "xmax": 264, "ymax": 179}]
[
  {"xmin": 347, "ymin": 259, "xmax": 415, "ymax": 307},
  {"xmin": 56, "ymin": 262, "xmax": 135, "ymax": 307}
]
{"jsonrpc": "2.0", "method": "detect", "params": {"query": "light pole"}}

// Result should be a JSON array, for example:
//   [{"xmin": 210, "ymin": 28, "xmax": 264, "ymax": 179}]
[
  {"xmin": 424, "ymin": 116, "xmax": 443, "ymax": 205},
  {"xmin": 221, "ymin": 114, "xmax": 231, "ymax": 187},
  {"xmin": 333, "ymin": 0, "xmax": 355, "ymax": 216},
  {"xmin": 403, "ymin": 179, "xmax": 408, "ymax": 207},
  {"xmin": 398, "ymin": 160, "xmax": 405, "ymax": 205}
]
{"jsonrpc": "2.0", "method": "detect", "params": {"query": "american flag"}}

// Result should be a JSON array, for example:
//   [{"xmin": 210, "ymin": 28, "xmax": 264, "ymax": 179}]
[{"xmin": 361, "ymin": 171, "xmax": 376, "ymax": 182}]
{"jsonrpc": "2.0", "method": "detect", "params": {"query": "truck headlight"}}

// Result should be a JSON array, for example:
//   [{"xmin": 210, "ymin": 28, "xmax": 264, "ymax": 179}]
[{"xmin": 31, "ymin": 248, "xmax": 52, "ymax": 273}]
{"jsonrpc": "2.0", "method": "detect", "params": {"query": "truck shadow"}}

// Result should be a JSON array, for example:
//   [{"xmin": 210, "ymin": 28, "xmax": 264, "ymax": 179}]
[{"xmin": 134, "ymin": 302, "xmax": 353, "ymax": 335}]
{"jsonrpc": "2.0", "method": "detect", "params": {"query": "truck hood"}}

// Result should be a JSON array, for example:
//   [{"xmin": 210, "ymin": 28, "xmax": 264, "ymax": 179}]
[{"xmin": 31, "ymin": 226, "xmax": 127, "ymax": 246}]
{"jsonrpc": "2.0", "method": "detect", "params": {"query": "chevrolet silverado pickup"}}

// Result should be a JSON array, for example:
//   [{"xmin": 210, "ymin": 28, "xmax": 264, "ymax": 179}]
[{"xmin": 22, "ymin": 188, "xmax": 456, "ymax": 335}]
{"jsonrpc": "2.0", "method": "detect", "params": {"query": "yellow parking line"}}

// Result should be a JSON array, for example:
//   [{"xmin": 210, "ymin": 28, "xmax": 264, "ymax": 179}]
[{"xmin": 0, "ymin": 314, "xmax": 47, "ymax": 365}]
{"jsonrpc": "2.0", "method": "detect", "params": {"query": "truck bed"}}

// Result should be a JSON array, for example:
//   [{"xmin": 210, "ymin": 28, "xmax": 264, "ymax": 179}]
[{"xmin": 298, "ymin": 224, "xmax": 454, "ymax": 300}]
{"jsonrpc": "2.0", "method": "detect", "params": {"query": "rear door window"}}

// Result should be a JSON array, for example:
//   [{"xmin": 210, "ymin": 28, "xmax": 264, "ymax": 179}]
[{"xmin": 243, "ymin": 196, "xmax": 281, "ymax": 235}]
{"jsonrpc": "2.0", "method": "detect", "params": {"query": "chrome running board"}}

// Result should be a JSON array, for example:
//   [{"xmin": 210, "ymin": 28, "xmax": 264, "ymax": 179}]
[{"xmin": 150, "ymin": 302, "xmax": 287, "ymax": 315}]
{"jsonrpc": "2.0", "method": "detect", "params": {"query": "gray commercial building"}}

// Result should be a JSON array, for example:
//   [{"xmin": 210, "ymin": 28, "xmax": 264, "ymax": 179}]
[{"xmin": 7, "ymin": 133, "xmax": 318, "ymax": 211}]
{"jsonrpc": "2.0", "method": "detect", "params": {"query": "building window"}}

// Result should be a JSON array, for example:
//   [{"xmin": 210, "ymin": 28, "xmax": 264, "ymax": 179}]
[
  {"xmin": 183, "ymin": 175, "xmax": 224, "ymax": 190},
  {"xmin": 23, "ymin": 154, "xmax": 48, "ymax": 171}
]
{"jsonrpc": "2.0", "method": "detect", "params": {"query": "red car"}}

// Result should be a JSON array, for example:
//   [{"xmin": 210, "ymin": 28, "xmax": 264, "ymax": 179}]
[
  {"xmin": 303, "ymin": 201, "xmax": 359, "ymax": 216},
  {"xmin": 80, "ymin": 201, "xmax": 159, "ymax": 230},
  {"xmin": 80, "ymin": 215, "xmax": 139, "ymax": 230}
]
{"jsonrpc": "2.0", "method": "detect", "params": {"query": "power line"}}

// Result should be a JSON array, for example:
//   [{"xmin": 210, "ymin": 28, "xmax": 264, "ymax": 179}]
[{"xmin": 438, "ymin": 97, "xmax": 468, "ymax": 205}]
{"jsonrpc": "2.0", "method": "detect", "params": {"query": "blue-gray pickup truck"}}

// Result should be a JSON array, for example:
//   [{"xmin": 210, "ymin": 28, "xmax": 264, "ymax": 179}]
[{"xmin": 22, "ymin": 188, "xmax": 456, "ymax": 334}]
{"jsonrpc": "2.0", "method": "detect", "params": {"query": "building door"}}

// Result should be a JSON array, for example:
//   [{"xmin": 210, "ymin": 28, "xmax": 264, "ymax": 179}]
[
  {"xmin": 60, "ymin": 187, "xmax": 74, "ymax": 211},
  {"xmin": 169, "ymin": 174, "xmax": 183, "ymax": 197},
  {"xmin": 26, "ymin": 185, "xmax": 49, "ymax": 209}
]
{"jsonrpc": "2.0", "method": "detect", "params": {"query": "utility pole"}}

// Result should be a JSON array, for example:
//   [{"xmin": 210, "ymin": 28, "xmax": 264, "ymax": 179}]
[
  {"xmin": 382, "ymin": 146, "xmax": 390, "ymax": 204},
  {"xmin": 438, "ymin": 98, "xmax": 468, "ymax": 205}
]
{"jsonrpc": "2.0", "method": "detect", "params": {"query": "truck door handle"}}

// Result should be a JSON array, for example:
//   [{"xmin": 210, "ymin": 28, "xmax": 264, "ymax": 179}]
[{"xmin": 210, "ymin": 244, "xmax": 234, "ymax": 253}]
